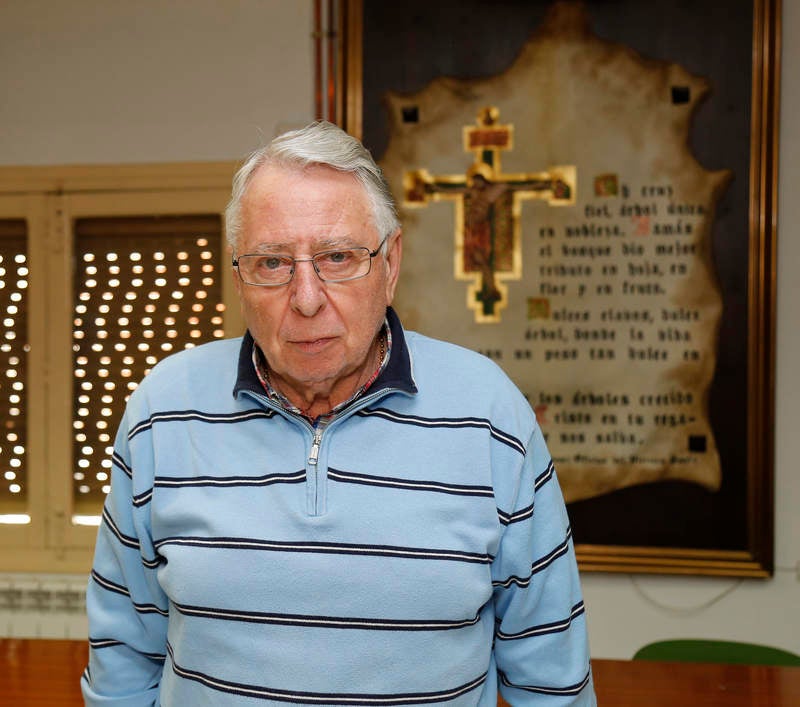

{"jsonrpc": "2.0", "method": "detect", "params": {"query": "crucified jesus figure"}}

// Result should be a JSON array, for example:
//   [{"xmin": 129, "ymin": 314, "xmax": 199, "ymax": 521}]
[{"xmin": 409, "ymin": 165, "xmax": 570, "ymax": 317}]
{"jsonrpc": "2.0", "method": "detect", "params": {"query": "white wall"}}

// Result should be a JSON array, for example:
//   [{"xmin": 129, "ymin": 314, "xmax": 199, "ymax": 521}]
[
  {"xmin": 0, "ymin": 0, "xmax": 313, "ymax": 165},
  {"xmin": 1, "ymin": 0, "xmax": 798, "ymax": 659}
]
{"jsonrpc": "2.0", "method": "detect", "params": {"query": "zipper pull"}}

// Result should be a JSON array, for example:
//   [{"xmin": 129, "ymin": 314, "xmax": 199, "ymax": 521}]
[{"xmin": 308, "ymin": 429, "xmax": 323, "ymax": 465}]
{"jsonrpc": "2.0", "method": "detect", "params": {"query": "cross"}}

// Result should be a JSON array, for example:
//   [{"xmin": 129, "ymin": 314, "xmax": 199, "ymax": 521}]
[{"xmin": 404, "ymin": 107, "xmax": 576, "ymax": 323}]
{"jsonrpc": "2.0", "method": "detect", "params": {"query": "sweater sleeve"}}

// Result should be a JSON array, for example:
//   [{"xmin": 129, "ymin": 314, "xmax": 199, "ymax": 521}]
[
  {"xmin": 81, "ymin": 407, "xmax": 169, "ymax": 706},
  {"xmin": 491, "ymin": 422, "xmax": 596, "ymax": 705}
]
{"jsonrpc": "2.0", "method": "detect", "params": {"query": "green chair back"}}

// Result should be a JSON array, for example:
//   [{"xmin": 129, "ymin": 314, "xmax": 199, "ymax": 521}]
[{"xmin": 634, "ymin": 639, "xmax": 800, "ymax": 666}]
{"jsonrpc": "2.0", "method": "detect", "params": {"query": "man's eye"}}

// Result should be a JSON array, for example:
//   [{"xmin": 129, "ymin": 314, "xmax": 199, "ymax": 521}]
[
  {"xmin": 258, "ymin": 256, "xmax": 287, "ymax": 270},
  {"xmin": 322, "ymin": 250, "xmax": 353, "ymax": 264}
]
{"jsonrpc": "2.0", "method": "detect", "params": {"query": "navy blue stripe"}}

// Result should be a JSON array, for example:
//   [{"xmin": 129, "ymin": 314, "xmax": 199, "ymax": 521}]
[
  {"xmin": 173, "ymin": 602, "xmax": 481, "ymax": 631},
  {"xmin": 356, "ymin": 408, "xmax": 526, "ymax": 456},
  {"xmin": 129, "ymin": 409, "xmax": 275, "ymax": 441},
  {"xmin": 493, "ymin": 526, "xmax": 574, "ymax": 589},
  {"xmin": 499, "ymin": 667, "xmax": 592, "ymax": 697},
  {"xmin": 100, "ymin": 509, "xmax": 161, "ymax": 566},
  {"xmin": 91, "ymin": 569, "xmax": 129, "ymax": 598},
  {"xmin": 534, "ymin": 460, "xmax": 555, "ymax": 491},
  {"xmin": 496, "ymin": 460, "xmax": 554, "ymax": 526},
  {"xmin": 112, "ymin": 451, "xmax": 133, "ymax": 479},
  {"xmin": 88, "ymin": 638, "xmax": 166, "ymax": 662},
  {"xmin": 153, "ymin": 536, "xmax": 493, "ymax": 564},
  {"xmin": 328, "ymin": 467, "xmax": 494, "ymax": 498},
  {"xmin": 102, "ymin": 507, "xmax": 139, "ymax": 550},
  {"xmin": 497, "ymin": 502, "xmax": 534, "ymax": 526},
  {"xmin": 142, "ymin": 555, "xmax": 162, "ymax": 569},
  {"xmin": 167, "ymin": 641, "xmax": 486, "ymax": 705},
  {"xmin": 91, "ymin": 570, "xmax": 168, "ymax": 616},
  {"xmin": 133, "ymin": 488, "xmax": 153, "ymax": 507},
  {"xmin": 154, "ymin": 470, "xmax": 306, "ymax": 489},
  {"xmin": 496, "ymin": 601, "xmax": 585, "ymax": 641}
]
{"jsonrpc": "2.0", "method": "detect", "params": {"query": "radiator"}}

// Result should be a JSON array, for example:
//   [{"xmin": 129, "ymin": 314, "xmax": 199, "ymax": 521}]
[{"xmin": 0, "ymin": 573, "xmax": 88, "ymax": 639}]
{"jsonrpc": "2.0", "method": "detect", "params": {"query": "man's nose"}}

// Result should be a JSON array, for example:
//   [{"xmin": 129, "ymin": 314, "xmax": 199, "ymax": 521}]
[{"xmin": 288, "ymin": 259, "xmax": 326, "ymax": 316}]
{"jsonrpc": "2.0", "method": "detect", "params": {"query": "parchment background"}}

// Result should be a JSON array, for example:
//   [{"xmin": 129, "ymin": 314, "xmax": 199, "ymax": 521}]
[{"xmin": 382, "ymin": 3, "xmax": 731, "ymax": 503}]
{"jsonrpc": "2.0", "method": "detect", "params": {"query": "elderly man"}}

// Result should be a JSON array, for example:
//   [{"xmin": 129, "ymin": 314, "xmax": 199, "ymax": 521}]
[{"xmin": 82, "ymin": 121, "xmax": 595, "ymax": 705}]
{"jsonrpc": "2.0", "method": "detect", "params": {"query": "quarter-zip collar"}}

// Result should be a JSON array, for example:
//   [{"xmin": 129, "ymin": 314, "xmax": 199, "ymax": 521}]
[{"xmin": 233, "ymin": 306, "xmax": 418, "ymax": 402}]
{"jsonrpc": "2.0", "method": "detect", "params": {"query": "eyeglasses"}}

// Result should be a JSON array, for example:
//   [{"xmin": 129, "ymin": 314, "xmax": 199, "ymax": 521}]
[{"xmin": 232, "ymin": 236, "xmax": 388, "ymax": 287}]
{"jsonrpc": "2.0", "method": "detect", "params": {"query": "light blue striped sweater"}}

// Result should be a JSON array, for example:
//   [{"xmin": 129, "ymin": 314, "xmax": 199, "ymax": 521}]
[{"xmin": 82, "ymin": 308, "xmax": 594, "ymax": 706}]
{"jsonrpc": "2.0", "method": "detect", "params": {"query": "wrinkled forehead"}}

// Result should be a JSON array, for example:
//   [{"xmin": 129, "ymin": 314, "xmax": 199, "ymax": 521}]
[{"xmin": 238, "ymin": 164, "xmax": 377, "ymax": 250}]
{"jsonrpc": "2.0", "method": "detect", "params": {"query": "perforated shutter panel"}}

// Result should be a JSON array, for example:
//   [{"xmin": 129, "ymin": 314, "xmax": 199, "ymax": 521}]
[
  {"xmin": 72, "ymin": 215, "xmax": 224, "ymax": 512},
  {"xmin": 0, "ymin": 220, "xmax": 28, "ymax": 512}
]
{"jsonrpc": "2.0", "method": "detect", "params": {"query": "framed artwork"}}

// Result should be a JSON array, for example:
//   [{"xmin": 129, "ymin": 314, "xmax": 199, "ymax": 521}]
[{"xmin": 338, "ymin": 0, "xmax": 780, "ymax": 576}]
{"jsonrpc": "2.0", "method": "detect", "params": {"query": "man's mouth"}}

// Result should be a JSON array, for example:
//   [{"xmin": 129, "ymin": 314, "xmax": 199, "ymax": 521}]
[{"xmin": 290, "ymin": 337, "xmax": 335, "ymax": 353}]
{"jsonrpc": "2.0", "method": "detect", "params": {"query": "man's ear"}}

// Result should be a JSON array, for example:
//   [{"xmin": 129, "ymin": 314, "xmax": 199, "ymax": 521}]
[
  {"xmin": 383, "ymin": 229, "xmax": 403, "ymax": 304},
  {"xmin": 229, "ymin": 242, "xmax": 243, "ymax": 298}
]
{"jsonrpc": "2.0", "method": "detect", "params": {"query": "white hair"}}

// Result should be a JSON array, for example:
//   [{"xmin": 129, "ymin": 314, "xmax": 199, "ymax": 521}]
[{"xmin": 225, "ymin": 121, "xmax": 399, "ymax": 251}]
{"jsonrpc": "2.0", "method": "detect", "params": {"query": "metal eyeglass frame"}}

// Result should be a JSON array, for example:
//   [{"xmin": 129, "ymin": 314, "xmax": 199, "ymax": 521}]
[{"xmin": 232, "ymin": 235, "xmax": 389, "ymax": 287}]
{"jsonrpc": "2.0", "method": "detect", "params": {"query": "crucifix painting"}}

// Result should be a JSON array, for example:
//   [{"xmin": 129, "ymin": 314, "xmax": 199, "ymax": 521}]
[{"xmin": 403, "ymin": 107, "xmax": 576, "ymax": 323}]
